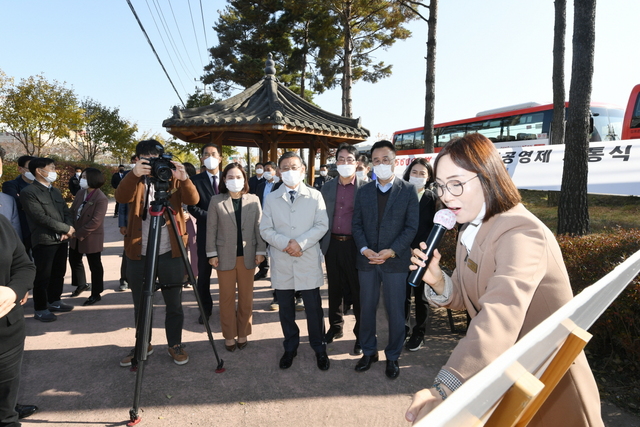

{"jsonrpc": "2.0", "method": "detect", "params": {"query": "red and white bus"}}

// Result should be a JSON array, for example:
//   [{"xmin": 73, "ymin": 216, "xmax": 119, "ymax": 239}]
[
  {"xmin": 622, "ymin": 84, "xmax": 640, "ymax": 140},
  {"xmin": 392, "ymin": 102, "xmax": 624, "ymax": 156}
]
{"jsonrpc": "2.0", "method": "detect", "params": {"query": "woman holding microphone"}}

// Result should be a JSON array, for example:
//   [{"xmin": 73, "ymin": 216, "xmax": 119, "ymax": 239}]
[{"xmin": 206, "ymin": 163, "xmax": 266, "ymax": 351}]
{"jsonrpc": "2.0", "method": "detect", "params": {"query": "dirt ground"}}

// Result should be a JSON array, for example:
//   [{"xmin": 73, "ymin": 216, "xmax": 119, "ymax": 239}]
[{"xmin": 15, "ymin": 200, "xmax": 640, "ymax": 426}]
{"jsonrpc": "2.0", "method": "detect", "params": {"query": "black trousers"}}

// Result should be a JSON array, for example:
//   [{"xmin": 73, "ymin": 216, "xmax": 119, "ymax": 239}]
[
  {"xmin": 31, "ymin": 242, "xmax": 68, "ymax": 311},
  {"xmin": 276, "ymin": 288, "xmax": 326, "ymax": 354},
  {"xmin": 196, "ymin": 243, "xmax": 213, "ymax": 315},
  {"xmin": 126, "ymin": 253, "xmax": 185, "ymax": 347},
  {"xmin": 0, "ymin": 337, "xmax": 24, "ymax": 427},
  {"xmin": 325, "ymin": 238, "xmax": 360, "ymax": 339},
  {"xmin": 405, "ymin": 279, "xmax": 430, "ymax": 336},
  {"xmin": 69, "ymin": 247, "xmax": 104, "ymax": 297}
]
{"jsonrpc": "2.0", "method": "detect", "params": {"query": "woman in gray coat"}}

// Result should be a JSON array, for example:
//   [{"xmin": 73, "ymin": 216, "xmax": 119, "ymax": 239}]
[
  {"xmin": 206, "ymin": 163, "xmax": 266, "ymax": 352},
  {"xmin": 69, "ymin": 168, "xmax": 108, "ymax": 306}
]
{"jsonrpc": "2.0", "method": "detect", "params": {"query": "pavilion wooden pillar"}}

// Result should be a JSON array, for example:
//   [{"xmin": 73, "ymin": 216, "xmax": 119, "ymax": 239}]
[
  {"xmin": 319, "ymin": 143, "xmax": 328, "ymax": 169},
  {"xmin": 307, "ymin": 139, "xmax": 317, "ymax": 186}
]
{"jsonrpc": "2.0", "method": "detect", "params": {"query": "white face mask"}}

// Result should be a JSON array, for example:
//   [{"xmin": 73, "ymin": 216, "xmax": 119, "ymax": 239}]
[
  {"xmin": 225, "ymin": 178, "xmax": 245, "ymax": 193},
  {"xmin": 272, "ymin": 175, "xmax": 280, "ymax": 184},
  {"xmin": 79, "ymin": 178, "xmax": 89, "ymax": 189},
  {"xmin": 129, "ymin": 164, "xmax": 136, "ymax": 169},
  {"xmin": 320, "ymin": 170, "xmax": 328, "ymax": 177},
  {"xmin": 204, "ymin": 156, "xmax": 219, "ymax": 171},
  {"xmin": 355, "ymin": 171, "xmax": 366, "ymax": 179},
  {"xmin": 41, "ymin": 170, "xmax": 58, "ymax": 183},
  {"xmin": 409, "ymin": 176, "xmax": 427, "ymax": 189},
  {"xmin": 373, "ymin": 164, "xmax": 393, "ymax": 181},
  {"xmin": 281, "ymin": 169, "xmax": 302, "ymax": 187},
  {"xmin": 263, "ymin": 171, "xmax": 273, "ymax": 181},
  {"xmin": 75, "ymin": 172, "xmax": 81, "ymax": 178},
  {"xmin": 255, "ymin": 168, "xmax": 264, "ymax": 175},
  {"xmin": 337, "ymin": 164, "xmax": 356, "ymax": 178}
]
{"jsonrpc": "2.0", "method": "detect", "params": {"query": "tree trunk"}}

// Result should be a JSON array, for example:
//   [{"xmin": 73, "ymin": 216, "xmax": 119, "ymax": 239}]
[
  {"xmin": 551, "ymin": 0, "xmax": 566, "ymax": 145},
  {"xmin": 557, "ymin": 0, "xmax": 596, "ymax": 236},
  {"xmin": 423, "ymin": 0, "xmax": 437, "ymax": 153},
  {"xmin": 341, "ymin": 1, "xmax": 353, "ymax": 118},
  {"xmin": 300, "ymin": 22, "xmax": 309, "ymax": 99}
]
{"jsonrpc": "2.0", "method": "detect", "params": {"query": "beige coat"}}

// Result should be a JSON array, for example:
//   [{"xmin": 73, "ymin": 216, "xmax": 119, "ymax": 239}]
[
  {"xmin": 205, "ymin": 193, "xmax": 266, "ymax": 271},
  {"xmin": 432, "ymin": 203, "xmax": 602, "ymax": 426}
]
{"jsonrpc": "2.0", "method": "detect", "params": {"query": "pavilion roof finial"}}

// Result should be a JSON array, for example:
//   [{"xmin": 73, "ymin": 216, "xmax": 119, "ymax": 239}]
[{"xmin": 265, "ymin": 53, "xmax": 276, "ymax": 77}]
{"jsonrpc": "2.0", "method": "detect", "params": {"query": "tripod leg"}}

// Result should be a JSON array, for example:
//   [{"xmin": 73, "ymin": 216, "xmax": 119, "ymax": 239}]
[
  {"xmin": 129, "ymin": 205, "xmax": 164, "ymax": 425},
  {"xmin": 165, "ymin": 209, "xmax": 225, "ymax": 373}
]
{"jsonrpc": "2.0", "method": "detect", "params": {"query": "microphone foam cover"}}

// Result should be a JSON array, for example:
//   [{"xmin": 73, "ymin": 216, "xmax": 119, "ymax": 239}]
[{"xmin": 433, "ymin": 208, "xmax": 457, "ymax": 230}]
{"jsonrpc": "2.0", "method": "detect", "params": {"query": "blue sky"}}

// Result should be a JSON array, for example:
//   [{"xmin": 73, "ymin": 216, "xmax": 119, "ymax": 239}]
[{"xmin": 2, "ymin": 0, "xmax": 638, "ymax": 146}]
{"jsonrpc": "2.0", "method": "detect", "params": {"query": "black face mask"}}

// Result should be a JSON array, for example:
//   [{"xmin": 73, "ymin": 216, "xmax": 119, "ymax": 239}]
[{"xmin": 119, "ymin": 169, "xmax": 125, "ymax": 173}]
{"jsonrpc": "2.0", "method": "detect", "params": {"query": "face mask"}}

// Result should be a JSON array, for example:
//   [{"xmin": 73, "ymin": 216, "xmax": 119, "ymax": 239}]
[
  {"xmin": 225, "ymin": 178, "xmax": 245, "ymax": 193},
  {"xmin": 373, "ymin": 164, "xmax": 393, "ymax": 181},
  {"xmin": 337, "ymin": 164, "xmax": 356, "ymax": 178},
  {"xmin": 76, "ymin": 172, "xmax": 81, "ymax": 178},
  {"xmin": 320, "ymin": 170, "xmax": 328, "ymax": 177},
  {"xmin": 409, "ymin": 176, "xmax": 427, "ymax": 189},
  {"xmin": 263, "ymin": 171, "xmax": 273, "ymax": 181},
  {"xmin": 255, "ymin": 168, "xmax": 264, "ymax": 175},
  {"xmin": 41, "ymin": 170, "xmax": 58, "ymax": 184},
  {"xmin": 272, "ymin": 175, "xmax": 280, "ymax": 184},
  {"xmin": 355, "ymin": 171, "xmax": 366, "ymax": 179},
  {"xmin": 25, "ymin": 171, "xmax": 35, "ymax": 181},
  {"xmin": 119, "ymin": 169, "xmax": 125, "ymax": 174},
  {"xmin": 130, "ymin": 164, "xmax": 136, "ymax": 169},
  {"xmin": 204, "ymin": 156, "xmax": 219, "ymax": 171},
  {"xmin": 281, "ymin": 169, "xmax": 302, "ymax": 187},
  {"xmin": 80, "ymin": 178, "xmax": 89, "ymax": 189}
]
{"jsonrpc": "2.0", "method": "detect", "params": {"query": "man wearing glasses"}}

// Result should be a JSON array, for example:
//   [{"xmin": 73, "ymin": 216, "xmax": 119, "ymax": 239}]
[
  {"xmin": 320, "ymin": 143, "xmax": 367, "ymax": 355},
  {"xmin": 259, "ymin": 152, "xmax": 330, "ymax": 371},
  {"xmin": 352, "ymin": 140, "xmax": 419, "ymax": 379}
]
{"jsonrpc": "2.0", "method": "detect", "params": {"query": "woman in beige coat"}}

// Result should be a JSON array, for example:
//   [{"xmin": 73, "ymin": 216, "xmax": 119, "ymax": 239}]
[
  {"xmin": 206, "ymin": 163, "xmax": 266, "ymax": 352},
  {"xmin": 69, "ymin": 168, "xmax": 108, "ymax": 306},
  {"xmin": 405, "ymin": 134, "xmax": 603, "ymax": 426}
]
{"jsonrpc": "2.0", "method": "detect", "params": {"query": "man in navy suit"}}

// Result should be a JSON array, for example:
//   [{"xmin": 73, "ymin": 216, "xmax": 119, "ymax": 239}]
[
  {"xmin": 352, "ymin": 140, "xmax": 419, "ymax": 380},
  {"xmin": 248, "ymin": 162, "xmax": 265, "ymax": 194},
  {"xmin": 187, "ymin": 143, "xmax": 221, "ymax": 323}
]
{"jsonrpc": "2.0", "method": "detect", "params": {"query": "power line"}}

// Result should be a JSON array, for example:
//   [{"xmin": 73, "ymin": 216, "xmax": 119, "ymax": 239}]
[
  {"xmin": 126, "ymin": 0, "xmax": 185, "ymax": 107},
  {"xmin": 199, "ymin": 0, "xmax": 209, "ymax": 47},
  {"xmin": 187, "ymin": 0, "xmax": 205, "ymax": 70},
  {"xmin": 166, "ymin": 0, "xmax": 200, "ymax": 74}
]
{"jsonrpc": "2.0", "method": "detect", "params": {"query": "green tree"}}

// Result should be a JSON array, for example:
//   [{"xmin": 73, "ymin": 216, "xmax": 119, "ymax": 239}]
[
  {"xmin": 71, "ymin": 99, "xmax": 138, "ymax": 162},
  {"xmin": 185, "ymin": 88, "xmax": 219, "ymax": 108},
  {"xmin": 0, "ymin": 73, "xmax": 84, "ymax": 156},
  {"xmin": 557, "ymin": 0, "xmax": 596, "ymax": 236}
]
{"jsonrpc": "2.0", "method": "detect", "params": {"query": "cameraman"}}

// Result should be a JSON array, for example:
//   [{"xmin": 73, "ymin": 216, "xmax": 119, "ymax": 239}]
[{"xmin": 115, "ymin": 140, "xmax": 199, "ymax": 367}]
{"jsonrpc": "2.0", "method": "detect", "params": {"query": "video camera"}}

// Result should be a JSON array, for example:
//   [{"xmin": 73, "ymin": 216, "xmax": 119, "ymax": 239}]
[{"xmin": 142, "ymin": 144, "xmax": 175, "ymax": 182}]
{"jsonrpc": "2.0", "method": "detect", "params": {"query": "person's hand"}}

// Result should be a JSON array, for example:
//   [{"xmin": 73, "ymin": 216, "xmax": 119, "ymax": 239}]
[
  {"xmin": 20, "ymin": 292, "xmax": 29, "ymax": 305},
  {"xmin": 410, "ymin": 244, "xmax": 445, "ymax": 293},
  {"xmin": 171, "ymin": 161, "xmax": 189, "ymax": 181},
  {"xmin": 68, "ymin": 226, "xmax": 76, "ymax": 237},
  {"xmin": 120, "ymin": 226, "xmax": 127, "ymax": 236},
  {"xmin": 255, "ymin": 255, "xmax": 265, "ymax": 265},
  {"xmin": 363, "ymin": 248, "xmax": 380, "ymax": 264},
  {"xmin": 405, "ymin": 388, "xmax": 443, "ymax": 424},
  {"xmin": 284, "ymin": 239, "xmax": 302, "ymax": 257},
  {"xmin": 209, "ymin": 257, "xmax": 219, "ymax": 268},
  {"xmin": 370, "ymin": 248, "xmax": 395, "ymax": 264},
  {"xmin": 132, "ymin": 158, "xmax": 152, "ymax": 177},
  {"xmin": 0, "ymin": 287, "xmax": 18, "ymax": 319}
]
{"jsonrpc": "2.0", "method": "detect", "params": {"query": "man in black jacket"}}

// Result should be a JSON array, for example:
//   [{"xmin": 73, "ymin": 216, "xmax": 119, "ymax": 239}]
[
  {"xmin": 187, "ymin": 144, "xmax": 221, "ymax": 323},
  {"xmin": 21, "ymin": 158, "xmax": 75, "ymax": 322},
  {"xmin": 68, "ymin": 167, "xmax": 82, "ymax": 196},
  {"xmin": 2, "ymin": 155, "xmax": 36, "ymax": 253},
  {"xmin": 248, "ymin": 162, "xmax": 265, "ymax": 194},
  {"xmin": 111, "ymin": 165, "xmax": 126, "ymax": 217}
]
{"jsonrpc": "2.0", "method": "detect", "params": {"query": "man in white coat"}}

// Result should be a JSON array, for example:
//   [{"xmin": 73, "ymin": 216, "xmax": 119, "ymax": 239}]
[{"xmin": 260, "ymin": 151, "xmax": 330, "ymax": 371}]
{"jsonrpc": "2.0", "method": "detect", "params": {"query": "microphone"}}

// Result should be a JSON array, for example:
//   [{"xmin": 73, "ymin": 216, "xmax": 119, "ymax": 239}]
[{"xmin": 407, "ymin": 208, "xmax": 457, "ymax": 287}]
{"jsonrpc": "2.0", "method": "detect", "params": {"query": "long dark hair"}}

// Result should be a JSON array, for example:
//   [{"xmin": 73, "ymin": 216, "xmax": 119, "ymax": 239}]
[
  {"xmin": 219, "ymin": 162, "xmax": 249, "ymax": 194},
  {"xmin": 434, "ymin": 134, "xmax": 521, "ymax": 220},
  {"xmin": 402, "ymin": 158, "xmax": 434, "ymax": 188}
]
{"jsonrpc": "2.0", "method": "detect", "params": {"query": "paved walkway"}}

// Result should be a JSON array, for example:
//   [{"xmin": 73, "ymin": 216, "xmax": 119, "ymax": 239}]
[{"xmin": 17, "ymin": 200, "xmax": 640, "ymax": 426}]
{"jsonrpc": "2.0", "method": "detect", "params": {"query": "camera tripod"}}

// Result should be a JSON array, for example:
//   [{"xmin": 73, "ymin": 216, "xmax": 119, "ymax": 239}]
[{"xmin": 128, "ymin": 180, "xmax": 224, "ymax": 426}]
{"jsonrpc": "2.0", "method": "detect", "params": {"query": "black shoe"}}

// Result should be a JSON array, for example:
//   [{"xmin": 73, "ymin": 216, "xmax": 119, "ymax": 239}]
[
  {"xmin": 279, "ymin": 350, "xmax": 297, "ymax": 369},
  {"xmin": 355, "ymin": 353, "xmax": 379, "ymax": 372},
  {"xmin": 406, "ymin": 333, "xmax": 425, "ymax": 351},
  {"xmin": 353, "ymin": 341, "xmax": 363, "ymax": 355},
  {"xmin": 316, "ymin": 351, "xmax": 330, "ymax": 371},
  {"xmin": 83, "ymin": 295, "xmax": 101, "ymax": 306},
  {"xmin": 254, "ymin": 269, "xmax": 268, "ymax": 281},
  {"xmin": 385, "ymin": 360, "xmax": 400, "ymax": 379},
  {"xmin": 324, "ymin": 328, "xmax": 343, "ymax": 343},
  {"xmin": 198, "ymin": 313, "xmax": 211, "ymax": 325},
  {"xmin": 71, "ymin": 284, "xmax": 90, "ymax": 297},
  {"xmin": 15, "ymin": 404, "xmax": 38, "ymax": 419}
]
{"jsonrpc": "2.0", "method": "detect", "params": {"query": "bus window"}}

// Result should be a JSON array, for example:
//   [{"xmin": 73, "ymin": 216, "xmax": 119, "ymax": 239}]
[
  {"xmin": 591, "ymin": 107, "xmax": 623, "ymax": 141},
  {"xmin": 415, "ymin": 130, "xmax": 425, "ymax": 149},
  {"xmin": 503, "ymin": 113, "xmax": 544, "ymax": 141},
  {"xmin": 393, "ymin": 133, "xmax": 404, "ymax": 149},
  {"xmin": 403, "ymin": 132, "xmax": 416, "ymax": 149}
]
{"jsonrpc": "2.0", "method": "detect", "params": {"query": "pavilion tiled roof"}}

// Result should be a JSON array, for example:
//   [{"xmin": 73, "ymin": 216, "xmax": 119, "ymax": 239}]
[{"xmin": 163, "ymin": 57, "xmax": 369, "ymax": 140}]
